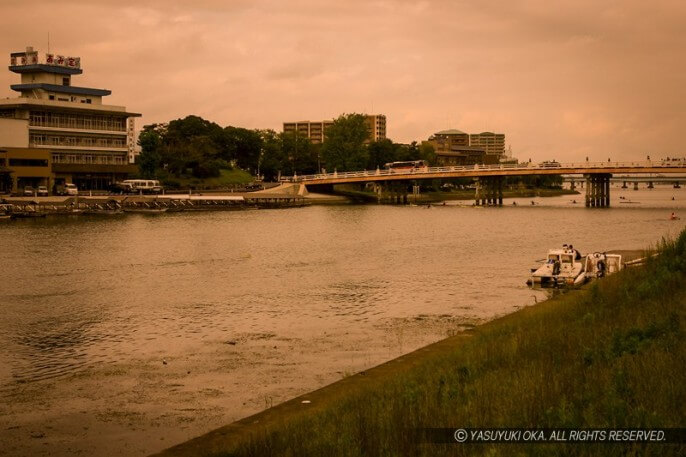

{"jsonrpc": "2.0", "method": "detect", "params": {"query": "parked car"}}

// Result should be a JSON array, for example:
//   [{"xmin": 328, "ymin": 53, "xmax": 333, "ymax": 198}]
[
  {"xmin": 244, "ymin": 182, "xmax": 264, "ymax": 191},
  {"xmin": 64, "ymin": 183, "xmax": 78, "ymax": 196},
  {"xmin": 37, "ymin": 186, "xmax": 49, "ymax": 196},
  {"xmin": 23, "ymin": 186, "xmax": 35, "ymax": 196},
  {"xmin": 55, "ymin": 183, "xmax": 78, "ymax": 196}
]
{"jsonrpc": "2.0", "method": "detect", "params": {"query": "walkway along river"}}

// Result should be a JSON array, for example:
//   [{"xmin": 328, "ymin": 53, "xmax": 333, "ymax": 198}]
[{"xmin": 0, "ymin": 186, "xmax": 684, "ymax": 456}]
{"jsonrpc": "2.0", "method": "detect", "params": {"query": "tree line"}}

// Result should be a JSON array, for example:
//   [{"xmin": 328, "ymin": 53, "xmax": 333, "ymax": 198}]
[{"xmin": 137, "ymin": 113, "xmax": 436, "ymax": 182}]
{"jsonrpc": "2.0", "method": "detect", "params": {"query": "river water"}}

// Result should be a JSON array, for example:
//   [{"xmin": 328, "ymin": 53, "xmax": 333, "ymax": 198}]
[{"xmin": 0, "ymin": 186, "xmax": 684, "ymax": 456}]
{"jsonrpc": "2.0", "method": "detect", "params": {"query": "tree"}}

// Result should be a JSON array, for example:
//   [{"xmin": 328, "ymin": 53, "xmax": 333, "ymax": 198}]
[
  {"xmin": 137, "ymin": 125, "xmax": 163, "ymax": 178},
  {"xmin": 321, "ymin": 113, "xmax": 369, "ymax": 172},
  {"xmin": 418, "ymin": 142, "xmax": 437, "ymax": 166},
  {"xmin": 367, "ymin": 139, "xmax": 398, "ymax": 169},
  {"xmin": 282, "ymin": 132, "xmax": 318, "ymax": 175},
  {"xmin": 227, "ymin": 127, "xmax": 262, "ymax": 173},
  {"xmin": 258, "ymin": 129, "xmax": 288, "ymax": 181}
]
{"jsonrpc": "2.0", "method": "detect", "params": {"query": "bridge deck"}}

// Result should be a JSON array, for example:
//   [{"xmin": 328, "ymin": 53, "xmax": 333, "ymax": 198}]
[{"xmin": 285, "ymin": 162, "xmax": 686, "ymax": 185}]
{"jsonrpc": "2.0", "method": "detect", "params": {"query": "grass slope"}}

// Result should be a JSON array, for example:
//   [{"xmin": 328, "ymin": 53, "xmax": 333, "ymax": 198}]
[{"xmin": 163, "ymin": 169, "xmax": 254, "ymax": 189}]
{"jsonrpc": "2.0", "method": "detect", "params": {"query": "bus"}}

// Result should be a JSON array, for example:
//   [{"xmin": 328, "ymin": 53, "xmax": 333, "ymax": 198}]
[
  {"xmin": 383, "ymin": 160, "xmax": 429, "ymax": 172},
  {"xmin": 121, "ymin": 179, "xmax": 163, "ymax": 194}
]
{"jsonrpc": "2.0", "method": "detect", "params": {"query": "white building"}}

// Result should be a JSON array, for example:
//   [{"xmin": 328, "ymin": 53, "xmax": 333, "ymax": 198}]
[{"xmin": 0, "ymin": 46, "xmax": 141, "ymax": 192}]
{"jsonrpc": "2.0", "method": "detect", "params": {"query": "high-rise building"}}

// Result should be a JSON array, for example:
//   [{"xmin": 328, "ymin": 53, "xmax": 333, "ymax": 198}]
[
  {"xmin": 469, "ymin": 132, "xmax": 505, "ymax": 157},
  {"xmin": 0, "ymin": 46, "xmax": 141, "ymax": 193},
  {"xmin": 283, "ymin": 120, "xmax": 334, "ymax": 144},
  {"xmin": 283, "ymin": 114, "xmax": 386, "ymax": 144}
]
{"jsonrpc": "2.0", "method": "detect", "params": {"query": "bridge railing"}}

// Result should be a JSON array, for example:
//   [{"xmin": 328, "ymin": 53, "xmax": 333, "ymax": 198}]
[{"xmin": 283, "ymin": 161, "xmax": 681, "ymax": 183}]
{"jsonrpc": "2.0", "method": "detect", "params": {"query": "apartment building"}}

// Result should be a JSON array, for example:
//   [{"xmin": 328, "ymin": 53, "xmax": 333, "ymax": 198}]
[
  {"xmin": 469, "ymin": 131, "xmax": 506, "ymax": 157},
  {"xmin": 283, "ymin": 114, "xmax": 386, "ymax": 144}
]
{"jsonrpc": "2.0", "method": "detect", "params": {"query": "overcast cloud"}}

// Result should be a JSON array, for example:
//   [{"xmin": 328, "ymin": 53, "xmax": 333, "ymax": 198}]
[{"xmin": 1, "ymin": 0, "xmax": 685, "ymax": 161}]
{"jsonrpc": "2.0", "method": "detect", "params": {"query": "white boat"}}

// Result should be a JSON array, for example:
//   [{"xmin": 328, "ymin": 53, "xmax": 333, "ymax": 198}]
[
  {"xmin": 583, "ymin": 252, "xmax": 622, "ymax": 281},
  {"xmin": 528, "ymin": 246, "xmax": 585, "ymax": 287},
  {"xmin": 0, "ymin": 204, "xmax": 12, "ymax": 220}
]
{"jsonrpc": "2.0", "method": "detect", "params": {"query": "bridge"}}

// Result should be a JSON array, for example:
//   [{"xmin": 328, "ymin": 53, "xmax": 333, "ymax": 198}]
[{"xmin": 284, "ymin": 161, "xmax": 686, "ymax": 207}]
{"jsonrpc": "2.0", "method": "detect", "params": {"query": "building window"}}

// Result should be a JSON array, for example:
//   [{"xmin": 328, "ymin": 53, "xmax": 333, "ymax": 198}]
[
  {"xmin": 49, "ymin": 95, "xmax": 55, "ymax": 100},
  {"xmin": 62, "ymin": 77, "xmax": 70, "ymax": 86}
]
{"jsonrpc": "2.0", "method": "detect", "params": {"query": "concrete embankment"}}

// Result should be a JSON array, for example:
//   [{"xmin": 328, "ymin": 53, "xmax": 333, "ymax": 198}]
[
  {"xmin": 1, "ymin": 192, "xmax": 307, "ymax": 216},
  {"xmin": 152, "ymin": 234, "xmax": 685, "ymax": 457}
]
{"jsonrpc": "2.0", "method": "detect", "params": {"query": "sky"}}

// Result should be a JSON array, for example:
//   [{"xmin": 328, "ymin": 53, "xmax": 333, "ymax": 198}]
[{"xmin": 1, "ymin": 0, "xmax": 685, "ymax": 162}]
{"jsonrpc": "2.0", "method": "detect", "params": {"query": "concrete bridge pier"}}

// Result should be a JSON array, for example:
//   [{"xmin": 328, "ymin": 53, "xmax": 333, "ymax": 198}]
[
  {"xmin": 585, "ymin": 174, "xmax": 611, "ymax": 207},
  {"xmin": 498, "ymin": 176, "xmax": 505, "ymax": 206},
  {"xmin": 486, "ymin": 178, "xmax": 494, "ymax": 205},
  {"xmin": 647, "ymin": 181, "xmax": 654, "ymax": 189},
  {"xmin": 372, "ymin": 182, "xmax": 384, "ymax": 203},
  {"xmin": 475, "ymin": 177, "xmax": 504, "ymax": 206},
  {"xmin": 570, "ymin": 180, "xmax": 576, "ymax": 191},
  {"xmin": 633, "ymin": 182, "xmax": 639, "ymax": 191},
  {"xmin": 474, "ymin": 179, "xmax": 482, "ymax": 206},
  {"xmin": 622, "ymin": 181, "xmax": 627, "ymax": 189},
  {"xmin": 376, "ymin": 181, "xmax": 408, "ymax": 205}
]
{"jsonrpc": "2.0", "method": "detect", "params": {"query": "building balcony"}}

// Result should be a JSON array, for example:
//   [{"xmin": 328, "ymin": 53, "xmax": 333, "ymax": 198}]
[
  {"xmin": 29, "ymin": 123, "xmax": 126, "ymax": 133},
  {"xmin": 31, "ymin": 143, "xmax": 128, "ymax": 152}
]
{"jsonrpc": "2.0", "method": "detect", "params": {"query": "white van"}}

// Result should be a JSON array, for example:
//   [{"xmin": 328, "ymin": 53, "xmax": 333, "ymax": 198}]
[{"xmin": 122, "ymin": 179, "xmax": 162, "ymax": 194}]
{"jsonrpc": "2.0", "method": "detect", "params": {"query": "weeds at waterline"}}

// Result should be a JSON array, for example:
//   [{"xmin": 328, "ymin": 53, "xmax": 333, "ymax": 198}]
[{"xmin": 217, "ymin": 233, "xmax": 686, "ymax": 456}]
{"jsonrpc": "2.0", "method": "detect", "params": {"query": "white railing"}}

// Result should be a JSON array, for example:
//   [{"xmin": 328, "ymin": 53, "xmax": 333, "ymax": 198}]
[{"xmin": 283, "ymin": 161, "xmax": 685, "ymax": 183}]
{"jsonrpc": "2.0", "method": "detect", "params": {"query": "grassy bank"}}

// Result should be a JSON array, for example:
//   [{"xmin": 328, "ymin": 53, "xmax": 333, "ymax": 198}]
[
  {"xmin": 159, "ymin": 231, "xmax": 685, "ymax": 457},
  {"xmin": 161, "ymin": 168, "xmax": 254, "ymax": 190}
]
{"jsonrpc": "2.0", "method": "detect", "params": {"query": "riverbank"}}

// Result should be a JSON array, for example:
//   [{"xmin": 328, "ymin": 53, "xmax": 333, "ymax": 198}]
[{"xmin": 156, "ymin": 231, "xmax": 686, "ymax": 457}]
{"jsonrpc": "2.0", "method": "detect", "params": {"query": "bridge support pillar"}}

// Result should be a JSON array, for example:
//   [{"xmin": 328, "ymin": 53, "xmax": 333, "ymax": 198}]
[
  {"xmin": 622, "ymin": 181, "xmax": 627, "ymax": 189},
  {"xmin": 474, "ymin": 179, "xmax": 481, "ymax": 206},
  {"xmin": 498, "ymin": 177, "xmax": 504, "ymax": 206},
  {"xmin": 475, "ymin": 177, "xmax": 504, "ymax": 206},
  {"xmin": 570, "ymin": 180, "xmax": 576, "ymax": 191},
  {"xmin": 585, "ymin": 174, "xmax": 611, "ymax": 208},
  {"xmin": 648, "ymin": 181, "xmax": 654, "ymax": 189},
  {"xmin": 479, "ymin": 178, "xmax": 491, "ymax": 206},
  {"xmin": 633, "ymin": 182, "xmax": 639, "ymax": 191},
  {"xmin": 486, "ymin": 178, "xmax": 493, "ymax": 205},
  {"xmin": 604, "ymin": 175, "xmax": 610, "ymax": 207}
]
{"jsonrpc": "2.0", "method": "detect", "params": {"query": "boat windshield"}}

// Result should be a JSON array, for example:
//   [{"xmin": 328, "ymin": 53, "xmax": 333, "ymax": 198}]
[
  {"xmin": 561, "ymin": 254, "xmax": 574, "ymax": 264},
  {"xmin": 547, "ymin": 254, "xmax": 559, "ymax": 262}
]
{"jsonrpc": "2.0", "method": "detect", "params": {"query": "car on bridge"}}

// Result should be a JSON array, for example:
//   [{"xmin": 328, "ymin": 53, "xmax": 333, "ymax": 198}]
[{"xmin": 539, "ymin": 161, "xmax": 561, "ymax": 168}]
